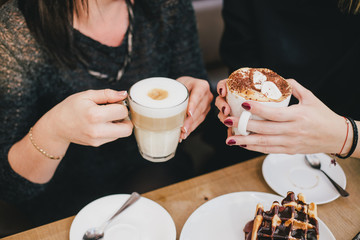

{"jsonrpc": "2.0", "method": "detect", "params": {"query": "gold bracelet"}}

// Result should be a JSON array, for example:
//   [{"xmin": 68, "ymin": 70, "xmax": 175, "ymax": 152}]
[{"xmin": 29, "ymin": 127, "xmax": 62, "ymax": 160}]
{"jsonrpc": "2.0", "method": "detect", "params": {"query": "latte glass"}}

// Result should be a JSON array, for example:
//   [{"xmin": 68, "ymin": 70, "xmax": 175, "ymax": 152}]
[{"xmin": 128, "ymin": 77, "xmax": 189, "ymax": 162}]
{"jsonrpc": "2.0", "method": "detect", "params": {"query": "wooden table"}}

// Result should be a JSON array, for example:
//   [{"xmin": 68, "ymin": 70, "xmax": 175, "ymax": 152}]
[{"xmin": 3, "ymin": 155, "xmax": 360, "ymax": 240}]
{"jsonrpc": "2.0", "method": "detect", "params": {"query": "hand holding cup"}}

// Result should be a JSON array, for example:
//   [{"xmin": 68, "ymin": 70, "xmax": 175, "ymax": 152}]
[
  {"xmin": 216, "ymin": 68, "xmax": 292, "ymax": 135},
  {"xmin": 177, "ymin": 76, "xmax": 213, "ymax": 141},
  {"xmin": 45, "ymin": 89, "xmax": 133, "ymax": 148},
  {"xmin": 127, "ymin": 76, "xmax": 212, "ymax": 162},
  {"xmin": 216, "ymin": 70, "xmax": 352, "ymax": 155}
]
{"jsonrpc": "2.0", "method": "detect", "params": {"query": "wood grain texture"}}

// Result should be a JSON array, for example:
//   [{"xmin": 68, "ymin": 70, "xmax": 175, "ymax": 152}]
[{"xmin": 2, "ymin": 155, "xmax": 359, "ymax": 240}]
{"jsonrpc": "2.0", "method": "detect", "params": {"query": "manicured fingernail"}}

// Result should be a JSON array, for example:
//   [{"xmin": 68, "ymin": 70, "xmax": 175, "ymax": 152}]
[
  {"xmin": 242, "ymin": 102, "xmax": 251, "ymax": 111},
  {"xmin": 224, "ymin": 119, "xmax": 233, "ymax": 126},
  {"xmin": 227, "ymin": 139, "xmax": 236, "ymax": 145},
  {"xmin": 182, "ymin": 126, "xmax": 188, "ymax": 133},
  {"xmin": 222, "ymin": 106, "xmax": 226, "ymax": 114},
  {"xmin": 240, "ymin": 145, "xmax": 247, "ymax": 148},
  {"xmin": 219, "ymin": 88, "xmax": 223, "ymax": 95},
  {"xmin": 188, "ymin": 110, "xmax": 193, "ymax": 117}
]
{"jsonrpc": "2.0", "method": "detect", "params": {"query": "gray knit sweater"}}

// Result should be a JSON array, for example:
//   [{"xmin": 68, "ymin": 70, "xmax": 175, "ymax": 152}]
[{"xmin": 0, "ymin": 0, "xmax": 207, "ymax": 227}]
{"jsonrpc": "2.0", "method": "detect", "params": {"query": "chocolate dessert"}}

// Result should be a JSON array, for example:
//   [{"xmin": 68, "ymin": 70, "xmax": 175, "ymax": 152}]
[{"xmin": 244, "ymin": 191, "xmax": 319, "ymax": 240}]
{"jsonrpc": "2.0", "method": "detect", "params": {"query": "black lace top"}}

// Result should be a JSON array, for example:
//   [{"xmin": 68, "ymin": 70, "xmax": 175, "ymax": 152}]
[{"xmin": 0, "ymin": 0, "xmax": 207, "ymax": 227}]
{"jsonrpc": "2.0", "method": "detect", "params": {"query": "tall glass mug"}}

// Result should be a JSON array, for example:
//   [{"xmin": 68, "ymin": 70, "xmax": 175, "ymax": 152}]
[{"xmin": 128, "ymin": 77, "xmax": 189, "ymax": 162}]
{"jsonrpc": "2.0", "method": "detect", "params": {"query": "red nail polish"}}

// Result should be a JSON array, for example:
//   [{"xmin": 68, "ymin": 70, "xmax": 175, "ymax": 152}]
[
  {"xmin": 222, "ymin": 106, "xmax": 226, "ymax": 114},
  {"xmin": 219, "ymin": 88, "xmax": 223, "ymax": 95},
  {"xmin": 224, "ymin": 119, "xmax": 233, "ymax": 126},
  {"xmin": 240, "ymin": 145, "xmax": 247, "ymax": 148},
  {"xmin": 242, "ymin": 102, "xmax": 251, "ymax": 111},
  {"xmin": 227, "ymin": 139, "xmax": 236, "ymax": 145}
]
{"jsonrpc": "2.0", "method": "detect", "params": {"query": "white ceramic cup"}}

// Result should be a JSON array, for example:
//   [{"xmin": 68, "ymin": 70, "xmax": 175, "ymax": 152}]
[{"xmin": 226, "ymin": 84, "xmax": 291, "ymax": 136}]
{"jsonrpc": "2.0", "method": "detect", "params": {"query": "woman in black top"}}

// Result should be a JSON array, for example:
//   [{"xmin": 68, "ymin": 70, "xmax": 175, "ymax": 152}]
[
  {"xmin": 216, "ymin": 0, "xmax": 360, "ymax": 158},
  {"xmin": 0, "ymin": 0, "xmax": 213, "ymax": 228}
]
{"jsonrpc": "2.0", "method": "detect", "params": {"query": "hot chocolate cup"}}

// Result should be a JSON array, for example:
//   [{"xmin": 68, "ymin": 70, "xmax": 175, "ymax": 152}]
[{"xmin": 226, "ymin": 68, "xmax": 292, "ymax": 135}]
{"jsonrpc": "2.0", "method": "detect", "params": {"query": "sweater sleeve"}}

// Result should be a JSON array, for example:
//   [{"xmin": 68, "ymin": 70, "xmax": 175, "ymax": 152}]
[
  {"xmin": 166, "ymin": 0, "xmax": 208, "ymax": 80},
  {"xmin": 0, "ymin": 3, "xmax": 47, "ymax": 203}
]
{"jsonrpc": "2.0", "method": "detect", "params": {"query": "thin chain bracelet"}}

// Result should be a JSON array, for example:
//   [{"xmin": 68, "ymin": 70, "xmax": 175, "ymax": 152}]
[{"xmin": 29, "ymin": 127, "xmax": 62, "ymax": 160}]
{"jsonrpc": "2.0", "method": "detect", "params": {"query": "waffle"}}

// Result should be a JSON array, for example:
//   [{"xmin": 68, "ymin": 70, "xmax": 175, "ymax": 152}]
[{"xmin": 244, "ymin": 191, "xmax": 319, "ymax": 240}]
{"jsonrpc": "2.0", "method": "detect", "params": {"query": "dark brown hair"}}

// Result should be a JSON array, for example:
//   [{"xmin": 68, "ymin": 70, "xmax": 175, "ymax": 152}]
[
  {"xmin": 338, "ymin": 0, "xmax": 360, "ymax": 14},
  {"xmin": 17, "ymin": 0, "xmax": 88, "ymax": 68}
]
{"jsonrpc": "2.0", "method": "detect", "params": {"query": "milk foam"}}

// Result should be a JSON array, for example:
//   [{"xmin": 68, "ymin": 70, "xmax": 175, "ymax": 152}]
[{"xmin": 129, "ymin": 77, "xmax": 189, "ymax": 118}]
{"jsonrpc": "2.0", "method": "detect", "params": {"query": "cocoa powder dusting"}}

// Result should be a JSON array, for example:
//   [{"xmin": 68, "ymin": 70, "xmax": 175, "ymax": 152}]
[
  {"xmin": 227, "ymin": 70, "xmax": 252, "ymax": 93},
  {"xmin": 227, "ymin": 67, "xmax": 291, "ymax": 98}
]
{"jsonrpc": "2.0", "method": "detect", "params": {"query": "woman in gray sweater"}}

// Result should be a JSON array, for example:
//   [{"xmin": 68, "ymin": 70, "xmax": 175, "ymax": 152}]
[{"xmin": 0, "ymin": 0, "xmax": 213, "ymax": 230}]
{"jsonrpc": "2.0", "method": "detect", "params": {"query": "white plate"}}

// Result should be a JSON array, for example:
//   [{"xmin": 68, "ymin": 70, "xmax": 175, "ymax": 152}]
[
  {"xmin": 262, "ymin": 153, "xmax": 347, "ymax": 204},
  {"xmin": 70, "ymin": 194, "xmax": 176, "ymax": 240},
  {"xmin": 179, "ymin": 192, "xmax": 335, "ymax": 240}
]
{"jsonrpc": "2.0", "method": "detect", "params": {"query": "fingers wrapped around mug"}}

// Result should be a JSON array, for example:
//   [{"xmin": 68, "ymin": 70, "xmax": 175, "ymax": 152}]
[
  {"xmin": 224, "ymin": 99, "xmax": 295, "ymax": 151},
  {"xmin": 217, "ymin": 79, "xmax": 227, "ymax": 97},
  {"xmin": 47, "ymin": 89, "xmax": 134, "ymax": 148},
  {"xmin": 215, "ymin": 95, "xmax": 231, "ymax": 123},
  {"xmin": 222, "ymin": 76, "xmax": 356, "ymax": 156},
  {"xmin": 221, "ymin": 67, "xmax": 292, "ymax": 136},
  {"xmin": 223, "ymin": 98, "xmax": 341, "ymax": 155}
]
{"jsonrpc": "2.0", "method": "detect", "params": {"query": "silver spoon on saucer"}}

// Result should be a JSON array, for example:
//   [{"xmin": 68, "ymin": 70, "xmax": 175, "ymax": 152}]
[
  {"xmin": 83, "ymin": 192, "xmax": 141, "ymax": 240},
  {"xmin": 305, "ymin": 155, "xmax": 349, "ymax": 197}
]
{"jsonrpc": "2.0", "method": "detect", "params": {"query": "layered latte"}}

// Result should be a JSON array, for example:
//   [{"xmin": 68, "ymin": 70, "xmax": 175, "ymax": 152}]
[{"xmin": 129, "ymin": 77, "xmax": 188, "ymax": 162}]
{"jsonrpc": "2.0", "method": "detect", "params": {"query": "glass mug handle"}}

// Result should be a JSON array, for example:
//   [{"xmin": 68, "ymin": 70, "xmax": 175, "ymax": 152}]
[
  {"xmin": 237, "ymin": 110, "xmax": 252, "ymax": 136},
  {"xmin": 112, "ymin": 99, "xmax": 130, "ymax": 123}
]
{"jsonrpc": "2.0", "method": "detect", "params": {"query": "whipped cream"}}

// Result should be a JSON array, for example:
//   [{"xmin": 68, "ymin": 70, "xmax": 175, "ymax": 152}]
[
  {"xmin": 251, "ymin": 70, "xmax": 282, "ymax": 100},
  {"xmin": 261, "ymin": 81, "xmax": 282, "ymax": 100},
  {"xmin": 252, "ymin": 71, "xmax": 267, "ymax": 90}
]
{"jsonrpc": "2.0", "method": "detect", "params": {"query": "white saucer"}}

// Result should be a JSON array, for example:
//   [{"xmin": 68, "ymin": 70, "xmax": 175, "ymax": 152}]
[
  {"xmin": 69, "ymin": 194, "xmax": 176, "ymax": 240},
  {"xmin": 179, "ymin": 191, "xmax": 335, "ymax": 240},
  {"xmin": 262, "ymin": 153, "xmax": 347, "ymax": 204}
]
